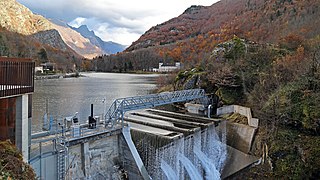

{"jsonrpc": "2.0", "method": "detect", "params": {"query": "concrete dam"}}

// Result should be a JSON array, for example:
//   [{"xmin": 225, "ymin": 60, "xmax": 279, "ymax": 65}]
[{"xmin": 29, "ymin": 89, "xmax": 259, "ymax": 179}]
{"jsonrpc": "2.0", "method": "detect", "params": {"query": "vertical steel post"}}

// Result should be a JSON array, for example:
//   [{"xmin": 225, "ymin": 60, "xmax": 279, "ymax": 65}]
[
  {"xmin": 39, "ymin": 142, "xmax": 42, "ymax": 179},
  {"xmin": 121, "ymin": 102, "xmax": 124, "ymax": 127},
  {"xmin": 114, "ymin": 101, "xmax": 117, "ymax": 126}
]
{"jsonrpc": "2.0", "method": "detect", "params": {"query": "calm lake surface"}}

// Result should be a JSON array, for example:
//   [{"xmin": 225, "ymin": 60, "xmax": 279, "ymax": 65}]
[{"xmin": 32, "ymin": 72, "xmax": 159, "ymax": 129}]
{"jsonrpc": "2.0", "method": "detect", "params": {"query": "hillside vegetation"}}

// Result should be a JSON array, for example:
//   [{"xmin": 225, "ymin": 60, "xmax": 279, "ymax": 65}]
[
  {"xmin": 163, "ymin": 35, "xmax": 320, "ymax": 179},
  {"xmin": 95, "ymin": 0, "xmax": 320, "ymax": 73},
  {"xmin": 91, "ymin": 0, "xmax": 320, "ymax": 177},
  {"xmin": 0, "ymin": 141, "xmax": 36, "ymax": 179},
  {"xmin": 0, "ymin": 27, "xmax": 81, "ymax": 71},
  {"xmin": 128, "ymin": 0, "xmax": 320, "ymax": 51}
]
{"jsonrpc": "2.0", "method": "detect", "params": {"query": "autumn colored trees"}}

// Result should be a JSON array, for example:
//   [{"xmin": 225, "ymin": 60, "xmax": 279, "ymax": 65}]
[
  {"xmin": 202, "ymin": 35, "xmax": 320, "ymax": 134},
  {"xmin": 0, "ymin": 27, "xmax": 81, "ymax": 72},
  {"xmin": 0, "ymin": 141, "xmax": 36, "ymax": 179},
  {"xmin": 90, "ymin": 0, "xmax": 320, "ymax": 178},
  {"xmin": 93, "ymin": 49, "xmax": 162, "ymax": 72}
]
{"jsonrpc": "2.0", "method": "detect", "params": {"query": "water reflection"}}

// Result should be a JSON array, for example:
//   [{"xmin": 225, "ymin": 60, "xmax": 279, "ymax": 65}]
[{"xmin": 32, "ymin": 73, "xmax": 158, "ymax": 128}]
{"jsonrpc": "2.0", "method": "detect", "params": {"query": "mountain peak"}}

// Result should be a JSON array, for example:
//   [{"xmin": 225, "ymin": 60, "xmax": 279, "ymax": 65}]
[
  {"xmin": 78, "ymin": 24, "xmax": 89, "ymax": 30},
  {"xmin": 0, "ymin": 0, "xmax": 52, "ymax": 35},
  {"xmin": 183, "ymin": 5, "xmax": 205, "ymax": 14},
  {"xmin": 72, "ymin": 24, "xmax": 95, "ymax": 37},
  {"xmin": 71, "ymin": 25, "xmax": 126, "ymax": 54}
]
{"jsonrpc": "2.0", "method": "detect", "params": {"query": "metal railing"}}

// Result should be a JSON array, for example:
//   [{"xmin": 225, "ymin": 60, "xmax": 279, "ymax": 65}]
[
  {"xmin": 0, "ymin": 58, "xmax": 35, "ymax": 98},
  {"xmin": 104, "ymin": 89, "xmax": 206, "ymax": 127}
]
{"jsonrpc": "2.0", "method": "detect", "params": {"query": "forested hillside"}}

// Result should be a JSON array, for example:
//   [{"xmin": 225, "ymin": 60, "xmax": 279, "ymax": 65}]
[
  {"xmin": 94, "ymin": 0, "xmax": 320, "ymax": 73},
  {"xmin": 0, "ymin": 27, "xmax": 81, "ymax": 71},
  {"xmin": 128, "ymin": 0, "xmax": 320, "ymax": 51},
  {"xmin": 92, "ymin": 0, "xmax": 320, "ymax": 178},
  {"xmin": 0, "ymin": 0, "xmax": 82, "ymax": 70}
]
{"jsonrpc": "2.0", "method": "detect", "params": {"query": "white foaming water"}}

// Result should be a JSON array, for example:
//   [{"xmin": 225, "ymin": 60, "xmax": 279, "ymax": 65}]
[
  {"xmin": 160, "ymin": 160, "xmax": 178, "ymax": 180},
  {"xmin": 178, "ymin": 153, "xmax": 202, "ymax": 180},
  {"xmin": 152, "ymin": 122, "xmax": 227, "ymax": 180},
  {"xmin": 194, "ymin": 148, "xmax": 220, "ymax": 180}
]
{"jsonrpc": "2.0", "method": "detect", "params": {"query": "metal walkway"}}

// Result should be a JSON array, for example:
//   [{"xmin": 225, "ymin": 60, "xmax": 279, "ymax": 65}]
[{"xmin": 105, "ymin": 89, "xmax": 206, "ymax": 127}]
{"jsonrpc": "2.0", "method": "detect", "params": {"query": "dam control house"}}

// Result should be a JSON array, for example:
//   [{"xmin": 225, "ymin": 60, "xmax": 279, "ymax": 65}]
[{"xmin": 0, "ymin": 57, "xmax": 35, "ymax": 161}]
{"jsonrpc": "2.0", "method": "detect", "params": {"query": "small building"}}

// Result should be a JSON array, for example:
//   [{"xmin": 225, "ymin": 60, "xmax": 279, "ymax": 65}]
[
  {"xmin": 153, "ymin": 62, "xmax": 181, "ymax": 72},
  {"xmin": 41, "ymin": 62, "xmax": 56, "ymax": 72},
  {"xmin": 35, "ymin": 66, "xmax": 44, "ymax": 73},
  {"xmin": 0, "ymin": 57, "xmax": 35, "ymax": 162}
]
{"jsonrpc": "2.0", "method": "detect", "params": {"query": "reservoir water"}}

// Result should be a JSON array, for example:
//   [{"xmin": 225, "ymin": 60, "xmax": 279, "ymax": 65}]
[{"xmin": 32, "ymin": 72, "xmax": 158, "ymax": 131}]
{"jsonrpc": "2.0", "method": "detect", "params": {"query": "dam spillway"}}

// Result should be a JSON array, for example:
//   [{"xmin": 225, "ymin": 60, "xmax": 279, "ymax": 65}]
[
  {"xmin": 30, "ymin": 107, "xmax": 259, "ymax": 179},
  {"xmin": 29, "ymin": 87, "xmax": 259, "ymax": 179},
  {"xmin": 125, "ymin": 109, "xmax": 226, "ymax": 179},
  {"xmin": 124, "ymin": 108, "xmax": 259, "ymax": 179}
]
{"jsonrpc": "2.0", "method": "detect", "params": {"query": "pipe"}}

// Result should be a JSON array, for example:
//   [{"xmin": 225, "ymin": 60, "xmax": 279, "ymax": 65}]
[{"xmin": 91, "ymin": 104, "xmax": 93, "ymax": 117}]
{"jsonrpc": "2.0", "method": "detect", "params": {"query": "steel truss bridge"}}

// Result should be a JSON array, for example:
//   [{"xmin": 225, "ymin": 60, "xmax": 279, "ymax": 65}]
[{"xmin": 104, "ymin": 89, "xmax": 207, "ymax": 127}]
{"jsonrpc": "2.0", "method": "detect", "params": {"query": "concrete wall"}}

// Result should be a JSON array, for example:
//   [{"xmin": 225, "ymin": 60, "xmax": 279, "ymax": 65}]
[
  {"xmin": 67, "ymin": 132, "xmax": 121, "ymax": 179},
  {"xmin": 64, "ymin": 128, "xmax": 145, "ymax": 180},
  {"xmin": 30, "ymin": 153, "xmax": 57, "ymax": 180},
  {"xmin": 30, "ymin": 127, "xmax": 147, "ymax": 180},
  {"xmin": 224, "ymin": 122, "xmax": 257, "ymax": 153},
  {"xmin": 185, "ymin": 103, "xmax": 205, "ymax": 115},
  {"xmin": 217, "ymin": 105, "xmax": 259, "ymax": 128},
  {"xmin": 216, "ymin": 105, "xmax": 259, "ymax": 153}
]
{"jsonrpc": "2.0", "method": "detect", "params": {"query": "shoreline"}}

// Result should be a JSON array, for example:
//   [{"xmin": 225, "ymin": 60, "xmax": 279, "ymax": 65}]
[
  {"xmin": 34, "ymin": 72, "xmax": 82, "ymax": 80},
  {"xmin": 34, "ymin": 71, "xmax": 162, "ymax": 80}
]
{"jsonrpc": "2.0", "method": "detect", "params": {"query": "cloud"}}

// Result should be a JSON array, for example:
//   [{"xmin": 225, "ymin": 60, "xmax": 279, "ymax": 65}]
[
  {"xmin": 17, "ymin": 0, "xmax": 219, "ymax": 45},
  {"xmin": 96, "ymin": 25, "xmax": 141, "ymax": 46},
  {"xmin": 69, "ymin": 17, "xmax": 87, "ymax": 28}
]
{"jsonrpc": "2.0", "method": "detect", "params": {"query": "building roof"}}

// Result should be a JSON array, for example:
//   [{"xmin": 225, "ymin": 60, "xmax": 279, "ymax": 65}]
[
  {"xmin": 0, "ymin": 57, "xmax": 33, "ymax": 62},
  {"xmin": 160, "ymin": 62, "xmax": 180, "ymax": 67},
  {"xmin": 41, "ymin": 62, "xmax": 56, "ymax": 66}
]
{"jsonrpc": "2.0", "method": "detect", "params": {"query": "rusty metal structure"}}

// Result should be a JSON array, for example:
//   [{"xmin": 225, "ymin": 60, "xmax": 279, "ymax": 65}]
[
  {"xmin": 0, "ymin": 57, "xmax": 35, "ymax": 98},
  {"xmin": 0, "ymin": 57, "xmax": 34, "ymax": 143}
]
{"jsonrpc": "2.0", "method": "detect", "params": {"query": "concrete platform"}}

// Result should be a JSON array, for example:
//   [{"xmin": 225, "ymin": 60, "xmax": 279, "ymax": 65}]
[
  {"xmin": 128, "ymin": 122, "xmax": 183, "ymax": 140},
  {"xmin": 125, "ymin": 110, "xmax": 208, "ymax": 136}
]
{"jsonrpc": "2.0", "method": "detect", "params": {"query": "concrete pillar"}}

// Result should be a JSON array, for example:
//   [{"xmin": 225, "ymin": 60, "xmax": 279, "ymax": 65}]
[
  {"xmin": 81, "ymin": 142, "xmax": 90, "ymax": 176},
  {"xmin": 15, "ymin": 94, "xmax": 29, "ymax": 162}
]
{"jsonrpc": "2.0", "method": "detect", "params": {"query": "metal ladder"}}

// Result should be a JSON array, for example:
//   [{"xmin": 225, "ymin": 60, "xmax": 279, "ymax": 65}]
[
  {"xmin": 57, "ymin": 148, "xmax": 66, "ymax": 180},
  {"xmin": 56, "ymin": 132, "xmax": 67, "ymax": 180},
  {"xmin": 104, "ymin": 89, "xmax": 207, "ymax": 127}
]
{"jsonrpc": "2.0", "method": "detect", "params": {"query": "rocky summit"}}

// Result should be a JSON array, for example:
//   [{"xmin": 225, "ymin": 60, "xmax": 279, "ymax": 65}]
[{"xmin": 0, "ymin": 0, "xmax": 52, "ymax": 35}]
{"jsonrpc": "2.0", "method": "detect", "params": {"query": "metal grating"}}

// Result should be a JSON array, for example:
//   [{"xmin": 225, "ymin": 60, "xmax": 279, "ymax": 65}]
[{"xmin": 105, "ymin": 89, "xmax": 206, "ymax": 127}]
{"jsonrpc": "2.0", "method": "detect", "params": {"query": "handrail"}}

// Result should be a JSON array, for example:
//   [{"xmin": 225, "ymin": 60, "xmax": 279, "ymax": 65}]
[{"xmin": 104, "ymin": 89, "xmax": 206, "ymax": 128}]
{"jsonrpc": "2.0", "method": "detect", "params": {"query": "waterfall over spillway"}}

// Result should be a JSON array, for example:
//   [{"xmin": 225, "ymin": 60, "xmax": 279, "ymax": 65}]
[
  {"xmin": 147, "ymin": 121, "xmax": 227, "ymax": 180},
  {"xmin": 194, "ymin": 148, "xmax": 220, "ymax": 180},
  {"xmin": 178, "ymin": 153, "xmax": 202, "ymax": 180},
  {"xmin": 161, "ymin": 160, "xmax": 178, "ymax": 180}
]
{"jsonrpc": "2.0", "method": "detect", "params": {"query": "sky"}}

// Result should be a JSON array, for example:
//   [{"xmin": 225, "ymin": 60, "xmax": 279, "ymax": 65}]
[{"xmin": 17, "ymin": 0, "xmax": 220, "ymax": 45}]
